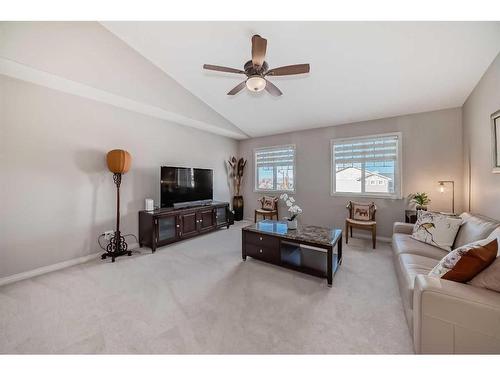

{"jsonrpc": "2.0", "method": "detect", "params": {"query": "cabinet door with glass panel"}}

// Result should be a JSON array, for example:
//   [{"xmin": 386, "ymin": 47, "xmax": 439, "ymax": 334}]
[
  {"xmin": 216, "ymin": 206, "xmax": 228, "ymax": 226},
  {"xmin": 156, "ymin": 214, "xmax": 180, "ymax": 245}
]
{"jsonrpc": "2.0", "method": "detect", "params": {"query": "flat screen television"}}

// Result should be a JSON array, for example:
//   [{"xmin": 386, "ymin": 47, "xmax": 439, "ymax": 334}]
[{"xmin": 160, "ymin": 166, "xmax": 213, "ymax": 208}]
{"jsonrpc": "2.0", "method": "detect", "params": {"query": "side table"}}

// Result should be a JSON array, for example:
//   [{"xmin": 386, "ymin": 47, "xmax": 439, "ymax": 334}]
[{"xmin": 405, "ymin": 210, "xmax": 417, "ymax": 224}]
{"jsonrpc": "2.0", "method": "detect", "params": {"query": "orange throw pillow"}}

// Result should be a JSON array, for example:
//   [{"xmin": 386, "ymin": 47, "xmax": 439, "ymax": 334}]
[{"xmin": 429, "ymin": 239, "xmax": 498, "ymax": 283}]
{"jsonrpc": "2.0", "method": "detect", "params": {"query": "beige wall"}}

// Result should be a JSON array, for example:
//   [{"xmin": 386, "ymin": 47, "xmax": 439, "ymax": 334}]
[
  {"xmin": 0, "ymin": 22, "xmax": 245, "ymax": 138},
  {"xmin": 463, "ymin": 52, "xmax": 500, "ymax": 219},
  {"xmin": 0, "ymin": 75, "xmax": 237, "ymax": 278},
  {"xmin": 0, "ymin": 21, "xmax": 239, "ymax": 279},
  {"xmin": 238, "ymin": 108, "xmax": 463, "ymax": 238}
]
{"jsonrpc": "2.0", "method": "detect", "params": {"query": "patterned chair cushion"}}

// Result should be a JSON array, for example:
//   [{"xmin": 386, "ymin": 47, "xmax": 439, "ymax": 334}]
[
  {"xmin": 352, "ymin": 202, "xmax": 372, "ymax": 221},
  {"xmin": 260, "ymin": 196, "xmax": 277, "ymax": 211}
]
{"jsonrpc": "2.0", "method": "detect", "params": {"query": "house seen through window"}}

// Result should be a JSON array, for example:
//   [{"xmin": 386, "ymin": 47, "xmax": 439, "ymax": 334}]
[{"xmin": 331, "ymin": 133, "xmax": 401, "ymax": 198}]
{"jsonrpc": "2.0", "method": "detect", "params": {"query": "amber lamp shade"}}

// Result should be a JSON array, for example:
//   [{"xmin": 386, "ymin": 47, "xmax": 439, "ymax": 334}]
[
  {"xmin": 106, "ymin": 149, "xmax": 131, "ymax": 174},
  {"xmin": 102, "ymin": 149, "xmax": 133, "ymax": 262}
]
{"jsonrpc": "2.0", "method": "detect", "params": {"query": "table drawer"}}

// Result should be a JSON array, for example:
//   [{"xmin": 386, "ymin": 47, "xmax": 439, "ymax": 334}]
[
  {"xmin": 245, "ymin": 243, "xmax": 279, "ymax": 263},
  {"xmin": 244, "ymin": 231, "xmax": 280, "ymax": 248}
]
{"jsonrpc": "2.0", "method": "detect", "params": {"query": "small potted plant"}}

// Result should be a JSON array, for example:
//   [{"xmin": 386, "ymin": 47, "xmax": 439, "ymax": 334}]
[
  {"xmin": 280, "ymin": 193, "xmax": 303, "ymax": 229},
  {"xmin": 408, "ymin": 192, "xmax": 431, "ymax": 211}
]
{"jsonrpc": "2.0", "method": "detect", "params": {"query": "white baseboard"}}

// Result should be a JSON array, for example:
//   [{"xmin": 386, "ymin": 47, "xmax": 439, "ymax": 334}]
[
  {"xmin": 0, "ymin": 242, "xmax": 140, "ymax": 287},
  {"xmin": 351, "ymin": 232, "xmax": 391, "ymax": 243}
]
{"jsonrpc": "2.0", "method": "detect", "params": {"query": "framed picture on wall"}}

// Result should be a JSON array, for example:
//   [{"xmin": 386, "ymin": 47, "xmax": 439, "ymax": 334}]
[{"xmin": 492, "ymin": 110, "xmax": 500, "ymax": 173}]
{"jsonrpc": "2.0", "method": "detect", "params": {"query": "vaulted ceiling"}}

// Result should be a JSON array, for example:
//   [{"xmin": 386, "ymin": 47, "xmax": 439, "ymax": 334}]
[{"xmin": 103, "ymin": 21, "xmax": 500, "ymax": 138}]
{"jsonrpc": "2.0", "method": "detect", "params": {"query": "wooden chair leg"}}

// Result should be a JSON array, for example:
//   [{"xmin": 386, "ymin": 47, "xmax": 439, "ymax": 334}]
[
  {"xmin": 345, "ymin": 221, "xmax": 349, "ymax": 244},
  {"xmin": 350, "ymin": 226, "xmax": 353, "ymax": 238},
  {"xmin": 372, "ymin": 225, "xmax": 376, "ymax": 249}
]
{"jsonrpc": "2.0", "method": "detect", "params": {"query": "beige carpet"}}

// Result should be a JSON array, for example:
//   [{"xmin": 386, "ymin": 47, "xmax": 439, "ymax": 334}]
[{"xmin": 0, "ymin": 221, "xmax": 413, "ymax": 354}]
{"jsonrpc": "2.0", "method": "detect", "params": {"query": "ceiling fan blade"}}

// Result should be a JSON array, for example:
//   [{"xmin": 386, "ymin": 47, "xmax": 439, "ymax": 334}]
[
  {"xmin": 264, "ymin": 80, "xmax": 283, "ymax": 97},
  {"xmin": 266, "ymin": 64, "xmax": 310, "ymax": 76},
  {"xmin": 227, "ymin": 81, "xmax": 247, "ymax": 95},
  {"xmin": 251, "ymin": 35, "xmax": 267, "ymax": 68},
  {"xmin": 203, "ymin": 64, "xmax": 246, "ymax": 74}
]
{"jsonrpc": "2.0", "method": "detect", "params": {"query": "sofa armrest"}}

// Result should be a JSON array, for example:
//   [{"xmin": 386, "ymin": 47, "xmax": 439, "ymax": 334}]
[
  {"xmin": 393, "ymin": 222, "xmax": 414, "ymax": 235},
  {"xmin": 413, "ymin": 275, "xmax": 500, "ymax": 354}
]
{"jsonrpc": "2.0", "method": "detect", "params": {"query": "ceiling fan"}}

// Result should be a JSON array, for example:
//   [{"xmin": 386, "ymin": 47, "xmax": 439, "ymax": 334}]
[{"xmin": 203, "ymin": 35, "xmax": 310, "ymax": 97}]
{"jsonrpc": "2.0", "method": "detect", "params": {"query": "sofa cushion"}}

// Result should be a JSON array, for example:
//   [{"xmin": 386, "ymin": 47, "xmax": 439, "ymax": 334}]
[
  {"xmin": 486, "ymin": 227, "xmax": 500, "ymax": 255},
  {"xmin": 393, "ymin": 222, "xmax": 414, "ymax": 235},
  {"xmin": 411, "ymin": 211, "xmax": 462, "ymax": 251},
  {"xmin": 471, "ymin": 256, "xmax": 500, "ymax": 293},
  {"xmin": 429, "ymin": 239, "xmax": 497, "ymax": 283},
  {"xmin": 397, "ymin": 253, "xmax": 439, "ymax": 309},
  {"xmin": 453, "ymin": 213, "xmax": 499, "ymax": 249},
  {"xmin": 392, "ymin": 233, "xmax": 449, "ymax": 260}
]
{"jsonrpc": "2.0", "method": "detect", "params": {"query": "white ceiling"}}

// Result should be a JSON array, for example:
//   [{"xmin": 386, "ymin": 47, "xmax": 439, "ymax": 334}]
[{"xmin": 103, "ymin": 22, "xmax": 500, "ymax": 138}]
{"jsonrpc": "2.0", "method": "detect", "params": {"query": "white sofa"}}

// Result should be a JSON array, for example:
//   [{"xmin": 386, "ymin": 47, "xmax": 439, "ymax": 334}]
[{"xmin": 392, "ymin": 213, "xmax": 500, "ymax": 354}]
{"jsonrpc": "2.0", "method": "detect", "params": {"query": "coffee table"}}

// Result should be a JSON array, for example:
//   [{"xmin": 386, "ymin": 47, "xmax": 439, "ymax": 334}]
[{"xmin": 242, "ymin": 220, "xmax": 342, "ymax": 286}]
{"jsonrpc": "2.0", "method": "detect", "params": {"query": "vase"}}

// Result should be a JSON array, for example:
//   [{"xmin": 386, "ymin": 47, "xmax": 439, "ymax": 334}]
[
  {"xmin": 416, "ymin": 205, "xmax": 428, "ymax": 211},
  {"xmin": 287, "ymin": 219, "xmax": 298, "ymax": 230},
  {"xmin": 233, "ymin": 195, "xmax": 244, "ymax": 221}
]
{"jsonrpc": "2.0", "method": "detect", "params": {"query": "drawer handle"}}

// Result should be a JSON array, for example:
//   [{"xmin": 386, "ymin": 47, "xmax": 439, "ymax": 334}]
[
  {"xmin": 259, "ymin": 249, "xmax": 263, "ymax": 253},
  {"xmin": 259, "ymin": 237, "xmax": 263, "ymax": 241}
]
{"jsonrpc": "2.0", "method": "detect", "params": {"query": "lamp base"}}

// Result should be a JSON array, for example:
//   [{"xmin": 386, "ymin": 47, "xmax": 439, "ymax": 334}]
[{"xmin": 101, "ymin": 231, "xmax": 132, "ymax": 262}]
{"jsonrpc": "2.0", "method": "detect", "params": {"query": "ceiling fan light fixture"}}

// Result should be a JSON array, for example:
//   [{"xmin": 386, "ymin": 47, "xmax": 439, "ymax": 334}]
[
  {"xmin": 246, "ymin": 76, "xmax": 266, "ymax": 92},
  {"xmin": 203, "ymin": 34, "xmax": 310, "ymax": 96}
]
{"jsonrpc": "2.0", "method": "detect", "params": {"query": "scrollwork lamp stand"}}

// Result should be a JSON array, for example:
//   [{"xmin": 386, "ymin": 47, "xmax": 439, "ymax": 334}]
[{"xmin": 102, "ymin": 150, "xmax": 132, "ymax": 262}]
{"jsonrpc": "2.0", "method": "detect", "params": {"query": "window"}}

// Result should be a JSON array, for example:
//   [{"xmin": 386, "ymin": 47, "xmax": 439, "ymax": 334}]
[
  {"xmin": 255, "ymin": 145, "xmax": 296, "ymax": 192},
  {"xmin": 331, "ymin": 133, "xmax": 402, "ymax": 198}
]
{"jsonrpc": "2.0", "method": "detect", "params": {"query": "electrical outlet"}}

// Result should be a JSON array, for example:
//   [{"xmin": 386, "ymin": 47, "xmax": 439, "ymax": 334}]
[{"xmin": 104, "ymin": 230, "xmax": 114, "ymax": 241}]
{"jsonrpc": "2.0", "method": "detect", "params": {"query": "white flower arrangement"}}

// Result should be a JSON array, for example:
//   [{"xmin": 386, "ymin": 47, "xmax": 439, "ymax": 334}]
[{"xmin": 280, "ymin": 193, "xmax": 303, "ymax": 221}]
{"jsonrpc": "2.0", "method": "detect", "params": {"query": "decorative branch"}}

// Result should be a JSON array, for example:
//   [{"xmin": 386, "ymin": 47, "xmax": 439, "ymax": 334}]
[{"xmin": 227, "ymin": 156, "xmax": 246, "ymax": 196}]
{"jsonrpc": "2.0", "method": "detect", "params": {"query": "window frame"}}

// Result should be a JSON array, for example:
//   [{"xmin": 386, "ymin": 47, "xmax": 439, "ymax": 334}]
[
  {"xmin": 254, "ymin": 144, "xmax": 297, "ymax": 193},
  {"xmin": 330, "ymin": 132, "xmax": 403, "ymax": 199}
]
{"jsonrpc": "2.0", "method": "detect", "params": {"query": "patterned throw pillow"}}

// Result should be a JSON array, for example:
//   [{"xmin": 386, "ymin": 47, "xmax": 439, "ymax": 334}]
[
  {"xmin": 411, "ymin": 211, "xmax": 463, "ymax": 251},
  {"xmin": 429, "ymin": 239, "xmax": 497, "ymax": 283},
  {"xmin": 352, "ymin": 203, "xmax": 371, "ymax": 221},
  {"xmin": 261, "ymin": 196, "xmax": 276, "ymax": 211}
]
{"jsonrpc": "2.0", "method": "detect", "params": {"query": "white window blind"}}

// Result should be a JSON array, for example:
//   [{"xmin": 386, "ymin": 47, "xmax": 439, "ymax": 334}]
[
  {"xmin": 333, "ymin": 134, "xmax": 398, "ymax": 164},
  {"xmin": 255, "ymin": 145, "xmax": 295, "ymax": 192},
  {"xmin": 331, "ymin": 133, "xmax": 402, "ymax": 198}
]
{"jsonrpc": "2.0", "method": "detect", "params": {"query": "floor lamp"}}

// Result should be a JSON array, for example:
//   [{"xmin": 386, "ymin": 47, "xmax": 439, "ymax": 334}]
[
  {"xmin": 438, "ymin": 180, "xmax": 455, "ymax": 214},
  {"xmin": 102, "ymin": 149, "xmax": 132, "ymax": 262}
]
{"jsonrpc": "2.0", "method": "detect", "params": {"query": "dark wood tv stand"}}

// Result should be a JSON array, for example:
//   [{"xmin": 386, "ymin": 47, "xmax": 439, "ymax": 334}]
[{"xmin": 139, "ymin": 201, "xmax": 231, "ymax": 252}]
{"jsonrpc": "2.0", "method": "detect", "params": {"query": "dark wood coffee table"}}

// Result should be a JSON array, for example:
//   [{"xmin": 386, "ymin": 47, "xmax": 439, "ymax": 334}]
[{"xmin": 242, "ymin": 220, "xmax": 342, "ymax": 286}]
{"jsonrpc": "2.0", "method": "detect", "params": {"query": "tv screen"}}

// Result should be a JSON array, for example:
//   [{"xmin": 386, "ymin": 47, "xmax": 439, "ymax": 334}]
[{"xmin": 160, "ymin": 166, "xmax": 213, "ymax": 208}]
